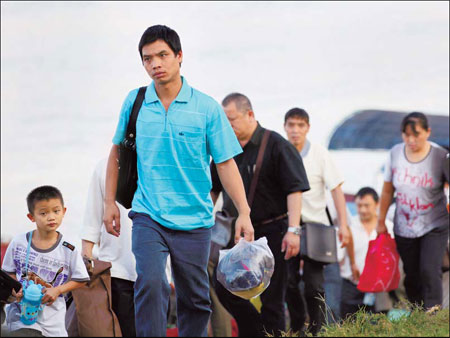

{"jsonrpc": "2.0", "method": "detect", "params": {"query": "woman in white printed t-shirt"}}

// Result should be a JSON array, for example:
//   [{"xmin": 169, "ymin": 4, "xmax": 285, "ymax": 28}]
[{"xmin": 377, "ymin": 112, "xmax": 449, "ymax": 310}]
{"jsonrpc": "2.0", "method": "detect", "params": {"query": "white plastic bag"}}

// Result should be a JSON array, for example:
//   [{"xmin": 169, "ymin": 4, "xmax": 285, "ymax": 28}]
[{"xmin": 216, "ymin": 237, "xmax": 275, "ymax": 299}]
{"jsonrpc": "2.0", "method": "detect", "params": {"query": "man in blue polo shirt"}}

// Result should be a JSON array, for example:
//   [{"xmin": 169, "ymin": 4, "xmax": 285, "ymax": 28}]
[{"xmin": 103, "ymin": 25, "xmax": 254, "ymax": 337}]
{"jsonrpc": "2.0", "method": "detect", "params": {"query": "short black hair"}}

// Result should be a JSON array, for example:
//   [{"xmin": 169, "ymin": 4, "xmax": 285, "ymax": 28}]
[
  {"xmin": 284, "ymin": 108, "xmax": 309, "ymax": 125},
  {"xmin": 401, "ymin": 112, "xmax": 429, "ymax": 136},
  {"xmin": 222, "ymin": 93, "xmax": 253, "ymax": 113},
  {"xmin": 138, "ymin": 25, "xmax": 182, "ymax": 60},
  {"xmin": 26, "ymin": 185, "xmax": 64, "ymax": 214},
  {"xmin": 355, "ymin": 187, "xmax": 379, "ymax": 203}
]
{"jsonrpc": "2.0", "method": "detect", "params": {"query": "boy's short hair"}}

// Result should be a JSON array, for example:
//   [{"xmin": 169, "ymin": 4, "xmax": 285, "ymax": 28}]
[
  {"xmin": 138, "ymin": 25, "xmax": 182, "ymax": 60},
  {"xmin": 26, "ymin": 185, "xmax": 64, "ymax": 214},
  {"xmin": 355, "ymin": 187, "xmax": 379, "ymax": 203},
  {"xmin": 284, "ymin": 108, "xmax": 309, "ymax": 125}
]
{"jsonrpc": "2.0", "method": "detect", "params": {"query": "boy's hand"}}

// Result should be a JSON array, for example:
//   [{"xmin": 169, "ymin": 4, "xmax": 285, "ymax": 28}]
[
  {"xmin": 12, "ymin": 288, "xmax": 23, "ymax": 303},
  {"xmin": 41, "ymin": 287, "xmax": 61, "ymax": 306},
  {"xmin": 104, "ymin": 201, "xmax": 121, "ymax": 237}
]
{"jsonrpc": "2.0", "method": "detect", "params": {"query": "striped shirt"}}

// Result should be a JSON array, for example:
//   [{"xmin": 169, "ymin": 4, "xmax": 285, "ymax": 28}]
[{"xmin": 113, "ymin": 77, "xmax": 242, "ymax": 230}]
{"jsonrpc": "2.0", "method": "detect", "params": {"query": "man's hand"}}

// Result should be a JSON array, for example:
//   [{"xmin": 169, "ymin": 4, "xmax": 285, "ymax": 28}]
[
  {"xmin": 338, "ymin": 225, "xmax": 351, "ymax": 248},
  {"xmin": 351, "ymin": 263, "xmax": 360, "ymax": 283},
  {"xmin": 41, "ymin": 287, "xmax": 61, "ymax": 306},
  {"xmin": 376, "ymin": 220, "xmax": 388, "ymax": 235},
  {"xmin": 234, "ymin": 214, "xmax": 254, "ymax": 243},
  {"xmin": 103, "ymin": 201, "xmax": 121, "ymax": 237},
  {"xmin": 281, "ymin": 232, "xmax": 300, "ymax": 260}
]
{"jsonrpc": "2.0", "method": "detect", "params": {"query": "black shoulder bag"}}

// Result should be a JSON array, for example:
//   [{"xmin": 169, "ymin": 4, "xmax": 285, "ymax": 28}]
[
  {"xmin": 299, "ymin": 207, "xmax": 338, "ymax": 265},
  {"xmin": 115, "ymin": 86, "xmax": 147, "ymax": 209}
]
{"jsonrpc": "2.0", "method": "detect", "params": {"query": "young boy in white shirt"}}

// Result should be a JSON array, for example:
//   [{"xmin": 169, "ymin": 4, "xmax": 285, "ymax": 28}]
[{"xmin": 2, "ymin": 185, "xmax": 90, "ymax": 337}]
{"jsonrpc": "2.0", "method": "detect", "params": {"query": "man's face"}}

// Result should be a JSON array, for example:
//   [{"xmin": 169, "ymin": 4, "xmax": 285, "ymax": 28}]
[
  {"xmin": 27, "ymin": 198, "xmax": 66, "ymax": 233},
  {"xmin": 284, "ymin": 117, "xmax": 310, "ymax": 147},
  {"xmin": 223, "ymin": 102, "xmax": 253, "ymax": 141},
  {"xmin": 142, "ymin": 39, "xmax": 182, "ymax": 85},
  {"xmin": 355, "ymin": 195, "xmax": 378, "ymax": 222}
]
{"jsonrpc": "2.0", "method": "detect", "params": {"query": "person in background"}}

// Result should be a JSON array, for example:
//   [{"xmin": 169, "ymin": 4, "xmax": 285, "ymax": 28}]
[
  {"xmin": 283, "ymin": 107, "xmax": 351, "ymax": 335},
  {"xmin": 377, "ymin": 112, "xmax": 449, "ymax": 310},
  {"xmin": 81, "ymin": 158, "xmax": 173, "ymax": 336},
  {"xmin": 211, "ymin": 93, "xmax": 310, "ymax": 337},
  {"xmin": 340, "ymin": 187, "xmax": 394, "ymax": 319}
]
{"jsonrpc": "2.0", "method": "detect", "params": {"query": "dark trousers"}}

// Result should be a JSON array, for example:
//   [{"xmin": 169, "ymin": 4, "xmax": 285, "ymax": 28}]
[
  {"xmin": 111, "ymin": 277, "xmax": 136, "ymax": 337},
  {"xmin": 395, "ymin": 224, "xmax": 449, "ymax": 309},
  {"xmin": 214, "ymin": 220, "xmax": 288, "ymax": 337},
  {"xmin": 131, "ymin": 211, "xmax": 211, "ymax": 337},
  {"xmin": 340, "ymin": 278, "xmax": 374, "ymax": 320},
  {"xmin": 286, "ymin": 255, "xmax": 325, "ymax": 336}
]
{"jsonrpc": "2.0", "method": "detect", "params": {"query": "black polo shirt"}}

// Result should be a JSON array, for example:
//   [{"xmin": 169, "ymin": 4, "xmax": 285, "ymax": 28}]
[{"xmin": 211, "ymin": 123, "xmax": 310, "ymax": 224}]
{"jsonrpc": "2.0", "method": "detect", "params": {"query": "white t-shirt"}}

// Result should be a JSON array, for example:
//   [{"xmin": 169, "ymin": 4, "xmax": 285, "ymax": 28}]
[
  {"xmin": 80, "ymin": 158, "xmax": 137, "ymax": 282},
  {"xmin": 384, "ymin": 142, "xmax": 449, "ymax": 238},
  {"xmin": 80, "ymin": 158, "xmax": 172, "ymax": 284},
  {"xmin": 340, "ymin": 216, "xmax": 394, "ymax": 284},
  {"xmin": 2, "ymin": 231, "xmax": 90, "ymax": 337},
  {"xmin": 300, "ymin": 141, "xmax": 345, "ymax": 224}
]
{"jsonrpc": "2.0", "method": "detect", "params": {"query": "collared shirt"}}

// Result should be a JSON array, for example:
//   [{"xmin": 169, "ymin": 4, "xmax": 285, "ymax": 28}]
[
  {"xmin": 299, "ymin": 140, "xmax": 345, "ymax": 225},
  {"xmin": 112, "ymin": 77, "xmax": 242, "ymax": 230},
  {"xmin": 211, "ymin": 123, "xmax": 310, "ymax": 224}
]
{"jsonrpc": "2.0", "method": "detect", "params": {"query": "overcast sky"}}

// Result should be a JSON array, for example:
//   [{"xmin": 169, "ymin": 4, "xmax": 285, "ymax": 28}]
[{"xmin": 1, "ymin": 1, "xmax": 449, "ymax": 243}]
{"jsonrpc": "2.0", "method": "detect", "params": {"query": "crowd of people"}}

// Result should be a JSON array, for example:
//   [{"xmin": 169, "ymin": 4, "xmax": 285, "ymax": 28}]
[{"xmin": 1, "ymin": 24, "xmax": 449, "ymax": 337}]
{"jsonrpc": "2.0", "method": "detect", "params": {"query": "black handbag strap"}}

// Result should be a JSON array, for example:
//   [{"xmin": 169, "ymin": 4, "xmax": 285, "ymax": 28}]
[
  {"xmin": 125, "ymin": 86, "xmax": 147, "ymax": 141},
  {"xmin": 301, "ymin": 206, "xmax": 334, "ymax": 226},
  {"xmin": 247, "ymin": 129, "xmax": 271, "ymax": 208}
]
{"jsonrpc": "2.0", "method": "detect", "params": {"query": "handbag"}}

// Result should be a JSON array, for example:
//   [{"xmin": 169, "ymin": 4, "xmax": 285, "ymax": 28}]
[
  {"xmin": 209, "ymin": 129, "xmax": 271, "ymax": 265},
  {"xmin": 299, "ymin": 207, "xmax": 338, "ymax": 265},
  {"xmin": 65, "ymin": 257, "xmax": 122, "ymax": 337},
  {"xmin": 357, "ymin": 233, "xmax": 400, "ymax": 293},
  {"xmin": 115, "ymin": 86, "xmax": 147, "ymax": 209}
]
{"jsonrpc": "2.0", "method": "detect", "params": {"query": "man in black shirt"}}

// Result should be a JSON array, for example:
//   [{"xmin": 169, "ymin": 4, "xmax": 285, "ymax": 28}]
[{"xmin": 210, "ymin": 93, "xmax": 310, "ymax": 337}]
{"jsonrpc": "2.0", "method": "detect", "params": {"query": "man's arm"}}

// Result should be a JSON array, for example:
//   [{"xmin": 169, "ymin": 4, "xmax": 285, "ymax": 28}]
[
  {"xmin": 81, "ymin": 240, "xmax": 95, "ymax": 259},
  {"xmin": 330, "ymin": 184, "xmax": 350, "ymax": 248},
  {"xmin": 104, "ymin": 145, "xmax": 121, "ymax": 237},
  {"xmin": 281, "ymin": 191, "xmax": 302, "ymax": 260},
  {"xmin": 345, "ymin": 228, "xmax": 360, "ymax": 282},
  {"xmin": 377, "ymin": 181, "xmax": 395, "ymax": 234},
  {"xmin": 215, "ymin": 158, "xmax": 254, "ymax": 243}
]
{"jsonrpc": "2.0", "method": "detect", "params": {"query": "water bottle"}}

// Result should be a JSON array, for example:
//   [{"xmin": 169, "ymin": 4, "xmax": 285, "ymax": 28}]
[{"xmin": 20, "ymin": 280, "xmax": 44, "ymax": 325}]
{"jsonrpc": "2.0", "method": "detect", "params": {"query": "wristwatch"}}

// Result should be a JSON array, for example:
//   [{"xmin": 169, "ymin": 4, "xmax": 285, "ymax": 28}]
[{"xmin": 287, "ymin": 226, "xmax": 301, "ymax": 236}]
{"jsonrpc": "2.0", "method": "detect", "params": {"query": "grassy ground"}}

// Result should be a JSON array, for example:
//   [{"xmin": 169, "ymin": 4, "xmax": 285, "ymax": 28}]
[{"xmin": 272, "ymin": 305, "xmax": 449, "ymax": 337}]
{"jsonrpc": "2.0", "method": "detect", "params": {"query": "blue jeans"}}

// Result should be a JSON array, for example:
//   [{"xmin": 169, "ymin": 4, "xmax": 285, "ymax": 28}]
[
  {"xmin": 130, "ymin": 211, "xmax": 212, "ymax": 337},
  {"xmin": 323, "ymin": 262, "xmax": 342, "ymax": 323}
]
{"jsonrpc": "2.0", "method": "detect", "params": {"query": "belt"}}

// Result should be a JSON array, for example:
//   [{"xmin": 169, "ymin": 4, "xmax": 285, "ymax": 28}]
[{"xmin": 253, "ymin": 213, "xmax": 288, "ymax": 226}]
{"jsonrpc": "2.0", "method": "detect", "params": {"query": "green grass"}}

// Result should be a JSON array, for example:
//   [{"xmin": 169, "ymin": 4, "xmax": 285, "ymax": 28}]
[{"xmin": 272, "ymin": 306, "xmax": 449, "ymax": 337}]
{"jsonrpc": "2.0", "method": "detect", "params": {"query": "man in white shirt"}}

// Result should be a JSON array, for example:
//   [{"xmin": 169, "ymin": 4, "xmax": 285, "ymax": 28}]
[
  {"xmin": 81, "ymin": 158, "xmax": 138, "ymax": 336},
  {"xmin": 340, "ymin": 187, "xmax": 394, "ymax": 318},
  {"xmin": 284, "ymin": 108, "xmax": 350, "ymax": 335},
  {"xmin": 80, "ymin": 159, "xmax": 173, "ymax": 336}
]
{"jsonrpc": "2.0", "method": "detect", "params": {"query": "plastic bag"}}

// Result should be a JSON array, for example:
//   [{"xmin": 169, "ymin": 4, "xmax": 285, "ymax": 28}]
[
  {"xmin": 357, "ymin": 233, "xmax": 400, "ymax": 293},
  {"xmin": 216, "ymin": 237, "xmax": 275, "ymax": 299}
]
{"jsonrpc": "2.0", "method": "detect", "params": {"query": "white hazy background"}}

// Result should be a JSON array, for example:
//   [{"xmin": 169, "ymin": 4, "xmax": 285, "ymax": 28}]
[{"xmin": 1, "ymin": 1, "xmax": 449, "ymax": 246}]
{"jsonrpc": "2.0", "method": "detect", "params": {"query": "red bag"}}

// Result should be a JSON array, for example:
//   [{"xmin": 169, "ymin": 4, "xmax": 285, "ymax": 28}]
[{"xmin": 357, "ymin": 233, "xmax": 400, "ymax": 293}]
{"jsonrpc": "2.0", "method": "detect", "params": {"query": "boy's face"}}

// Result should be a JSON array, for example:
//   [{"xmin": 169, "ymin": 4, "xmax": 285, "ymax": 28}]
[
  {"xmin": 27, "ymin": 198, "xmax": 66, "ymax": 233},
  {"xmin": 284, "ymin": 117, "xmax": 310, "ymax": 147},
  {"xmin": 141, "ymin": 39, "xmax": 182, "ymax": 86}
]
